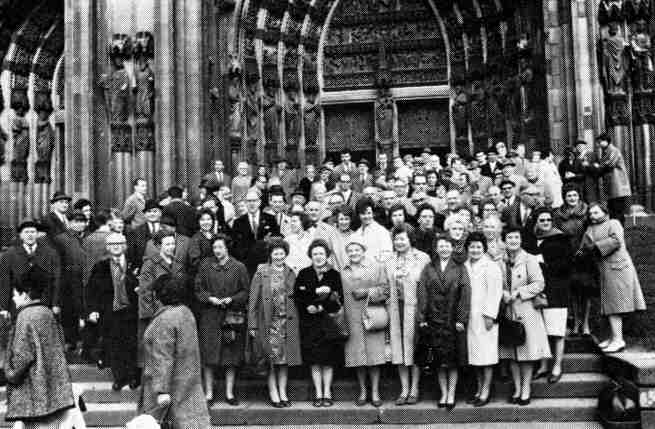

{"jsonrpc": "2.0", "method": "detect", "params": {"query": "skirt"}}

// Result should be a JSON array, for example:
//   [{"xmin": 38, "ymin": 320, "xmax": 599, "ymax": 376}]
[
  {"xmin": 543, "ymin": 308, "xmax": 568, "ymax": 337},
  {"xmin": 13, "ymin": 407, "xmax": 87, "ymax": 428}
]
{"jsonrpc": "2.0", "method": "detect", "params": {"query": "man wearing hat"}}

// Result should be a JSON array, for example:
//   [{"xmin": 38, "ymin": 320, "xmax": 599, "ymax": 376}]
[
  {"xmin": 480, "ymin": 149, "xmax": 501, "ymax": 178},
  {"xmin": 143, "ymin": 215, "xmax": 192, "ymax": 273},
  {"xmin": 43, "ymin": 191, "xmax": 72, "ymax": 239},
  {"xmin": 162, "ymin": 185, "xmax": 197, "ymax": 238},
  {"xmin": 0, "ymin": 220, "xmax": 61, "ymax": 318},
  {"xmin": 500, "ymin": 160, "xmax": 527, "ymax": 196},
  {"xmin": 87, "ymin": 233, "xmax": 139, "ymax": 391},
  {"xmin": 126, "ymin": 199, "xmax": 162, "ymax": 270},
  {"xmin": 53, "ymin": 211, "xmax": 89, "ymax": 350},
  {"xmin": 121, "ymin": 178, "xmax": 148, "ymax": 230},
  {"xmin": 570, "ymin": 139, "xmax": 601, "ymax": 203},
  {"xmin": 290, "ymin": 188, "xmax": 307, "ymax": 208},
  {"xmin": 353, "ymin": 159, "xmax": 374, "ymax": 193}
]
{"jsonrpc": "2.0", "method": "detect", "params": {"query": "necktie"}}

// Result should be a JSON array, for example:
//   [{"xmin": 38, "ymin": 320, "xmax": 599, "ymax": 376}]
[{"xmin": 252, "ymin": 215, "xmax": 258, "ymax": 233}]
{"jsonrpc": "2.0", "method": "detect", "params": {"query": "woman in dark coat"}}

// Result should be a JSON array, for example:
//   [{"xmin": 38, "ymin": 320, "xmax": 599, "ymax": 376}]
[
  {"xmin": 194, "ymin": 234, "xmax": 249, "ymax": 405},
  {"xmin": 417, "ymin": 235, "xmax": 471, "ymax": 409},
  {"xmin": 188, "ymin": 208, "xmax": 226, "ymax": 274},
  {"xmin": 4, "ymin": 267, "xmax": 84, "ymax": 427},
  {"xmin": 248, "ymin": 239, "xmax": 302, "ymax": 408},
  {"xmin": 294, "ymin": 239, "xmax": 344, "ymax": 408},
  {"xmin": 139, "ymin": 274, "xmax": 210, "ymax": 429},
  {"xmin": 533, "ymin": 207, "xmax": 573, "ymax": 383},
  {"xmin": 553, "ymin": 183, "xmax": 595, "ymax": 336}
]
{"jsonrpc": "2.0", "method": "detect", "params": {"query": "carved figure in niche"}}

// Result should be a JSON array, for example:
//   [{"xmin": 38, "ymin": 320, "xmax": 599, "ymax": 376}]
[
  {"xmin": 285, "ymin": 89, "xmax": 300, "ymax": 147},
  {"xmin": 245, "ymin": 76, "xmax": 260, "ymax": 144},
  {"xmin": 485, "ymin": 74, "xmax": 506, "ymax": 139},
  {"xmin": 470, "ymin": 76, "xmax": 487, "ymax": 141},
  {"xmin": 599, "ymin": 22, "xmax": 629, "ymax": 96},
  {"xmin": 10, "ymin": 92, "xmax": 30, "ymax": 184},
  {"xmin": 226, "ymin": 58, "xmax": 243, "ymax": 140},
  {"xmin": 303, "ymin": 90, "xmax": 321, "ymax": 148},
  {"xmin": 34, "ymin": 94, "xmax": 55, "ymax": 184},
  {"xmin": 518, "ymin": 55, "xmax": 536, "ymax": 130},
  {"xmin": 0, "ymin": 88, "xmax": 6, "ymax": 166},
  {"xmin": 263, "ymin": 85, "xmax": 282, "ymax": 146},
  {"xmin": 452, "ymin": 82, "xmax": 469, "ymax": 139},
  {"xmin": 375, "ymin": 87, "xmax": 395, "ymax": 148},
  {"xmin": 100, "ymin": 35, "xmax": 133, "ymax": 152},
  {"xmin": 133, "ymin": 32, "xmax": 155, "ymax": 121},
  {"xmin": 629, "ymin": 19, "xmax": 655, "ymax": 92}
]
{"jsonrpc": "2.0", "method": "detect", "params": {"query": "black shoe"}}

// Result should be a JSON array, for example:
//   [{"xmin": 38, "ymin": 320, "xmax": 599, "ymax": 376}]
[
  {"xmin": 548, "ymin": 372, "xmax": 562, "ymax": 384},
  {"xmin": 438, "ymin": 402, "xmax": 447, "ymax": 408},
  {"xmin": 508, "ymin": 396, "xmax": 520, "ymax": 404},
  {"xmin": 355, "ymin": 398, "xmax": 367, "ymax": 407},
  {"xmin": 518, "ymin": 397, "xmax": 531, "ymax": 406},
  {"xmin": 226, "ymin": 397, "xmax": 239, "ymax": 406},
  {"xmin": 281, "ymin": 400, "xmax": 292, "ymax": 407},
  {"xmin": 313, "ymin": 398, "xmax": 322, "ymax": 407},
  {"xmin": 371, "ymin": 399, "xmax": 383, "ymax": 407},
  {"xmin": 473, "ymin": 397, "xmax": 490, "ymax": 407},
  {"xmin": 466, "ymin": 395, "xmax": 480, "ymax": 404},
  {"xmin": 533, "ymin": 371, "xmax": 548, "ymax": 380},
  {"xmin": 128, "ymin": 379, "xmax": 140, "ymax": 390},
  {"xmin": 446, "ymin": 401, "xmax": 456, "ymax": 411},
  {"xmin": 269, "ymin": 400, "xmax": 284, "ymax": 408},
  {"xmin": 112, "ymin": 381, "xmax": 126, "ymax": 391},
  {"xmin": 322, "ymin": 398, "xmax": 334, "ymax": 407}
]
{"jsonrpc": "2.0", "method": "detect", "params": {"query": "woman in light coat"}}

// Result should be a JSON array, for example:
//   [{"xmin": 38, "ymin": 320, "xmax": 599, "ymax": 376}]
[
  {"xmin": 284, "ymin": 211, "xmax": 312, "ymax": 275},
  {"xmin": 464, "ymin": 232, "xmax": 503, "ymax": 407},
  {"xmin": 248, "ymin": 239, "xmax": 302, "ymax": 408},
  {"xmin": 500, "ymin": 227, "xmax": 551, "ymax": 405},
  {"xmin": 354, "ymin": 198, "xmax": 393, "ymax": 263},
  {"xmin": 579, "ymin": 202, "xmax": 645, "ymax": 353},
  {"xmin": 385, "ymin": 225, "xmax": 430, "ymax": 405},
  {"xmin": 341, "ymin": 239, "xmax": 389, "ymax": 407}
]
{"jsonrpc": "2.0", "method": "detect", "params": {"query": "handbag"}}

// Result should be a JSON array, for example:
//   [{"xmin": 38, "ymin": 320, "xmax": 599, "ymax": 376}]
[
  {"xmin": 222, "ymin": 309, "xmax": 246, "ymax": 344},
  {"xmin": 362, "ymin": 293, "xmax": 389, "ymax": 332},
  {"xmin": 498, "ymin": 302, "xmax": 526, "ymax": 347},
  {"xmin": 324, "ymin": 295, "xmax": 349, "ymax": 341},
  {"xmin": 532, "ymin": 292, "xmax": 549, "ymax": 310}
]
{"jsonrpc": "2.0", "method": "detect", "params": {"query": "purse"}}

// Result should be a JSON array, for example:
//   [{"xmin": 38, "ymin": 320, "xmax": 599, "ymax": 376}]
[
  {"xmin": 222, "ymin": 309, "xmax": 246, "ymax": 344},
  {"xmin": 324, "ymin": 294, "xmax": 349, "ymax": 341},
  {"xmin": 362, "ymin": 293, "xmax": 389, "ymax": 332},
  {"xmin": 498, "ymin": 302, "xmax": 526, "ymax": 347},
  {"xmin": 532, "ymin": 292, "xmax": 549, "ymax": 310}
]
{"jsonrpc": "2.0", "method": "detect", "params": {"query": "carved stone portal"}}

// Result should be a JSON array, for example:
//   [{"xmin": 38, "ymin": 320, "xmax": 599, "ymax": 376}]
[{"xmin": 10, "ymin": 91, "xmax": 30, "ymax": 184}]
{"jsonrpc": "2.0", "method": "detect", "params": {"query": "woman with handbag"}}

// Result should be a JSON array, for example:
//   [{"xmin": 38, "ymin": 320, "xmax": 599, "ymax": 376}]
[
  {"xmin": 194, "ymin": 234, "xmax": 249, "ymax": 405},
  {"xmin": 417, "ymin": 235, "xmax": 471, "ymax": 410},
  {"xmin": 248, "ymin": 239, "xmax": 302, "ymax": 408},
  {"xmin": 294, "ymin": 239, "xmax": 345, "ymax": 407},
  {"xmin": 533, "ymin": 207, "xmax": 574, "ymax": 383},
  {"xmin": 341, "ymin": 239, "xmax": 389, "ymax": 407},
  {"xmin": 385, "ymin": 225, "xmax": 431, "ymax": 405},
  {"xmin": 579, "ymin": 202, "xmax": 645, "ymax": 353},
  {"xmin": 464, "ymin": 232, "xmax": 503, "ymax": 407},
  {"xmin": 500, "ymin": 227, "xmax": 551, "ymax": 405}
]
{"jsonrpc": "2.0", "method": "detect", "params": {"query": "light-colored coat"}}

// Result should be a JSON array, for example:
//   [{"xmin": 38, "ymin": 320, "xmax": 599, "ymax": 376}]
[
  {"xmin": 583, "ymin": 218, "xmax": 645, "ymax": 315},
  {"xmin": 599, "ymin": 144, "xmax": 632, "ymax": 199},
  {"xmin": 353, "ymin": 221, "xmax": 393, "ymax": 263},
  {"xmin": 465, "ymin": 255, "xmax": 503, "ymax": 366},
  {"xmin": 385, "ymin": 249, "xmax": 431, "ymax": 366},
  {"xmin": 138, "ymin": 305, "xmax": 210, "ymax": 429},
  {"xmin": 341, "ymin": 260, "xmax": 389, "ymax": 367},
  {"xmin": 499, "ymin": 250, "xmax": 552, "ymax": 362},
  {"xmin": 247, "ymin": 264, "xmax": 302, "ymax": 366}
]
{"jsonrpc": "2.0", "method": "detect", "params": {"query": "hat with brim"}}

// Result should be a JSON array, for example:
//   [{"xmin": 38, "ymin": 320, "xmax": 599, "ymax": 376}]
[
  {"xmin": 345, "ymin": 239, "xmax": 367, "ymax": 252},
  {"xmin": 67, "ymin": 210, "xmax": 87, "ymax": 222},
  {"xmin": 290, "ymin": 189, "xmax": 306, "ymax": 199},
  {"xmin": 502, "ymin": 160, "xmax": 516, "ymax": 167},
  {"xmin": 144, "ymin": 199, "xmax": 162, "ymax": 212},
  {"xmin": 17, "ymin": 220, "xmax": 39, "ymax": 233},
  {"xmin": 50, "ymin": 191, "xmax": 72, "ymax": 203}
]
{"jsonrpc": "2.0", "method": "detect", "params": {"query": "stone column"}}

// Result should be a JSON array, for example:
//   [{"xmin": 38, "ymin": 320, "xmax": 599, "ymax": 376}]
[{"xmin": 571, "ymin": 0, "xmax": 597, "ymax": 146}]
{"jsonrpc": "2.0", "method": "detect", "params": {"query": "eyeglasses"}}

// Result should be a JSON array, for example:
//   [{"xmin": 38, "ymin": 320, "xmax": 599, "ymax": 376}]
[
  {"xmin": 483, "ymin": 208, "xmax": 497, "ymax": 212},
  {"xmin": 501, "ymin": 187, "xmax": 513, "ymax": 191},
  {"xmin": 538, "ymin": 218, "xmax": 552, "ymax": 223}
]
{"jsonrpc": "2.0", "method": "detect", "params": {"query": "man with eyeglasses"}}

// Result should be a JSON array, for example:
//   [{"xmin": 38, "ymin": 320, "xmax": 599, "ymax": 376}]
[
  {"xmin": 374, "ymin": 190, "xmax": 399, "ymax": 228},
  {"xmin": 499, "ymin": 180, "xmax": 517, "ymax": 207},
  {"xmin": 335, "ymin": 172, "xmax": 361, "ymax": 209}
]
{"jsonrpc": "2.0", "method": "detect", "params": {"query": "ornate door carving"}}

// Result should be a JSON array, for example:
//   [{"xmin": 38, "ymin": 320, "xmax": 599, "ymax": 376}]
[
  {"xmin": 324, "ymin": 104, "xmax": 374, "ymax": 155},
  {"xmin": 397, "ymin": 100, "xmax": 450, "ymax": 150}
]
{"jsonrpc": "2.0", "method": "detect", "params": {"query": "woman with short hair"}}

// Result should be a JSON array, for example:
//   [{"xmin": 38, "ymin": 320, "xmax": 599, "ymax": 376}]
[
  {"xmin": 353, "ymin": 198, "xmax": 393, "ymax": 263},
  {"xmin": 331, "ymin": 205, "xmax": 356, "ymax": 270},
  {"xmin": 248, "ymin": 239, "xmax": 302, "ymax": 407},
  {"xmin": 284, "ymin": 211, "xmax": 313, "ymax": 275}
]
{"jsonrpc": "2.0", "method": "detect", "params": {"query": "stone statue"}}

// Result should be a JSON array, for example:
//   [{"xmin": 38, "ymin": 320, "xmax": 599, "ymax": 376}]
[
  {"xmin": 630, "ymin": 19, "xmax": 655, "ymax": 91},
  {"xmin": 134, "ymin": 59, "xmax": 154, "ymax": 120},
  {"xmin": 34, "ymin": 95, "xmax": 55, "ymax": 184},
  {"xmin": 452, "ymin": 82, "xmax": 469, "ymax": 139},
  {"xmin": 470, "ymin": 76, "xmax": 487, "ymax": 142},
  {"xmin": 226, "ymin": 57, "xmax": 242, "ymax": 140},
  {"xmin": 486, "ymin": 74, "xmax": 505, "ymax": 139},
  {"xmin": 0, "ymin": 88, "xmax": 6, "ymax": 166},
  {"xmin": 100, "ymin": 35, "xmax": 133, "ymax": 152},
  {"xmin": 599, "ymin": 22, "xmax": 629, "ymax": 96},
  {"xmin": 303, "ymin": 90, "xmax": 321, "ymax": 148},
  {"xmin": 10, "ymin": 92, "xmax": 30, "ymax": 184},
  {"xmin": 285, "ymin": 89, "xmax": 300, "ymax": 147},
  {"xmin": 375, "ymin": 86, "xmax": 394, "ymax": 148},
  {"xmin": 263, "ymin": 85, "xmax": 282, "ymax": 146},
  {"xmin": 245, "ymin": 77, "xmax": 260, "ymax": 144}
]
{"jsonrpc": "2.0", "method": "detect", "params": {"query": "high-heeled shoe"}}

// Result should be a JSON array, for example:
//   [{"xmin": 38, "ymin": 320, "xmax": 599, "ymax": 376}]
[
  {"xmin": 395, "ymin": 395, "xmax": 408, "ymax": 406},
  {"xmin": 548, "ymin": 372, "xmax": 563, "ymax": 384},
  {"xmin": 604, "ymin": 341, "xmax": 626, "ymax": 353},
  {"xmin": 517, "ymin": 397, "xmax": 531, "ymax": 406},
  {"xmin": 355, "ymin": 397, "xmax": 367, "ymax": 407},
  {"xmin": 473, "ymin": 396, "xmax": 490, "ymax": 407},
  {"xmin": 226, "ymin": 397, "xmax": 239, "ymax": 406},
  {"xmin": 269, "ymin": 400, "xmax": 284, "ymax": 408},
  {"xmin": 466, "ymin": 394, "xmax": 480, "ymax": 404},
  {"xmin": 312, "ymin": 398, "xmax": 322, "ymax": 407},
  {"xmin": 371, "ymin": 399, "xmax": 383, "ymax": 407},
  {"xmin": 322, "ymin": 397, "xmax": 334, "ymax": 407},
  {"xmin": 508, "ymin": 395, "xmax": 520, "ymax": 404},
  {"xmin": 280, "ymin": 400, "xmax": 292, "ymax": 407},
  {"xmin": 446, "ymin": 401, "xmax": 456, "ymax": 411},
  {"xmin": 406, "ymin": 395, "xmax": 418, "ymax": 405},
  {"xmin": 532, "ymin": 370, "xmax": 549, "ymax": 380}
]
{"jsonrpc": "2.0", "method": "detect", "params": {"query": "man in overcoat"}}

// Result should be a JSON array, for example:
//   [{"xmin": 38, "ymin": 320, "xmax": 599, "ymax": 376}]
[
  {"xmin": 162, "ymin": 185, "xmax": 198, "ymax": 237},
  {"xmin": 595, "ymin": 133, "xmax": 632, "ymax": 224},
  {"xmin": 126, "ymin": 199, "xmax": 162, "ymax": 270}
]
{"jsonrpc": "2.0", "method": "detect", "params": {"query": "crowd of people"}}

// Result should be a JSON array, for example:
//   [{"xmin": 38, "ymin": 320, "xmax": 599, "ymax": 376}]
[{"xmin": 0, "ymin": 134, "xmax": 647, "ymax": 426}]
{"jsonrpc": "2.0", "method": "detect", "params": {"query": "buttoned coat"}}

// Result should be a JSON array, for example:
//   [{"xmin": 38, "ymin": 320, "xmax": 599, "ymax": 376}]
[
  {"xmin": 247, "ymin": 264, "xmax": 302, "ymax": 367},
  {"xmin": 385, "ymin": 248, "xmax": 431, "ymax": 366},
  {"xmin": 121, "ymin": 192, "xmax": 146, "ymax": 229},
  {"xmin": 162, "ymin": 199, "xmax": 198, "ymax": 237},
  {"xmin": 341, "ymin": 260, "xmax": 389, "ymax": 367},
  {"xmin": 231, "ymin": 211, "xmax": 280, "ymax": 275},
  {"xmin": 42, "ymin": 212, "xmax": 68, "ymax": 239},
  {"xmin": 53, "ymin": 230, "xmax": 87, "ymax": 317},
  {"xmin": 143, "ymin": 233, "xmax": 192, "ymax": 272},
  {"xmin": 138, "ymin": 305, "xmax": 210, "ymax": 429},
  {"xmin": 598, "ymin": 144, "xmax": 632, "ymax": 199},
  {"xmin": 126, "ymin": 223, "xmax": 154, "ymax": 269},
  {"xmin": 499, "ymin": 250, "xmax": 552, "ymax": 362},
  {"xmin": 137, "ymin": 254, "xmax": 187, "ymax": 320},
  {"xmin": 194, "ymin": 256, "xmax": 249, "ymax": 366},
  {"xmin": 582, "ymin": 217, "xmax": 645, "ymax": 315},
  {"xmin": 5, "ymin": 302, "xmax": 75, "ymax": 422}
]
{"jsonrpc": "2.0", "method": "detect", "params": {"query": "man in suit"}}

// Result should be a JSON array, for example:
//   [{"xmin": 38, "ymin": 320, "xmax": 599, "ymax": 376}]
[
  {"xmin": 332, "ymin": 149, "xmax": 358, "ymax": 184},
  {"xmin": 500, "ymin": 179, "xmax": 518, "ymax": 208},
  {"xmin": 87, "ymin": 233, "xmax": 139, "ymax": 391},
  {"xmin": 480, "ymin": 149, "xmax": 501, "ymax": 178},
  {"xmin": 231, "ymin": 190, "xmax": 280, "ymax": 276},
  {"xmin": 272, "ymin": 157, "xmax": 298, "ymax": 199},
  {"xmin": 143, "ymin": 215, "xmax": 192, "ymax": 273},
  {"xmin": 353, "ymin": 159, "xmax": 374, "ymax": 192},
  {"xmin": 334, "ymin": 172, "xmax": 362, "ymax": 209},
  {"xmin": 266, "ymin": 188, "xmax": 292, "ymax": 237},
  {"xmin": 501, "ymin": 183, "xmax": 542, "ymax": 254},
  {"xmin": 596, "ymin": 133, "xmax": 632, "ymax": 224},
  {"xmin": 43, "ymin": 191, "xmax": 71, "ymax": 240},
  {"xmin": 231, "ymin": 161, "xmax": 252, "ymax": 205},
  {"xmin": 373, "ymin": 152, "xmax": 392, "ymax": 190},
  {"xmin": 162, "ymin": 185, "xmax": 197, "ymax": 237},
  {"xmin": 568, "ymin": 139, "xmax": 601, "ymax": 204},
  {"xmin": 121, "ymin": 178, "xmax": 148, "ymax": 229},
  {"xmin": 126, "ymin": 199, "xmax": 162, "ymax": 270},
  {"xmin": 53, "ymin": 210, "xmax": 88, "ymax": 350},
  {"xmin": 374, "ymin": 190, "xmax": 398, "ymax": 229},
  {"xmin": 202, "ymin": 159, "xmax": 231, "ymax": 191}
]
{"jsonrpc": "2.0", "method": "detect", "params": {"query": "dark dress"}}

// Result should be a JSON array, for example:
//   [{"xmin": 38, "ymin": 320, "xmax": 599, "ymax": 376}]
[
  {"xmin": 536, "ymin": 229, "xmax": 573, "ymax": 308},
  {"xmin": 417, "ymin": 259, "xmax": 471, "ymax": 368},
  {"xmin": 294, "ymin": 266, "xmax": 344, "ymax": 366}
]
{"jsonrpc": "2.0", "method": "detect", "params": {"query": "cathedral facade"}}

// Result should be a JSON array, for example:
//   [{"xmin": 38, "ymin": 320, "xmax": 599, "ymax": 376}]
[{"xmin": 0, "ymin": 0, "xmax": 652, "ymax": 240}]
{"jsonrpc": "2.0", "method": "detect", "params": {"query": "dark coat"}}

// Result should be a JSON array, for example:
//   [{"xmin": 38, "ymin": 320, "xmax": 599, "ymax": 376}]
[
  {"xmin": 0, "ymin": 240, "xmax": 61, "ymax": 311},
  {"xmin": 231, "ymin": 211, "xmax": 279, "ymax": 275},
  {"xmin": 42, "ymin": 212, "xmax": 68, "ymax": 239},
  {"xmin": 87, "ymin": 259, "xmax": 139, "ymax": 329},
  {"xmin": 480, "ymin": 161, "xmax": 502, "ymax": 178},
  {"xmin": 247, "ymin": 264, "xmax": 302, "ymax": 367},
  {"xmin": 143, "ymin": 233, "xmax": 192, "ymax": 272},
  {"xmin": 126, "ymin": 223, "xmax": 155, "ymax": 269},
  {"xmin": 162, "ymin": 200, "xmax": 198, "ymax": 237},
  {"xmin": 138, "ymin": 305, "xmax": 210, "ymax": 429},
  {"xmin": 137, "ymin": 255, "xmax": 187, "ymax": 320},
  {"xmin": 536, "ymin": 229, "xmax": 573, "ymax": 308},
  {"xmin": 5, "ymin": 302, "xmax": 74, "ymax": 422},
  {"xmin": 294, "ymin": 266, "xmax": 344, "ymax": 366},
  {"xmin": 194, "ymin": 256, "xmax": 249, "ymax": 366},
  {"xmin": 188, "ymin": 232, "xmax": 216, "ymax": 274},
  {"xmin": 501, "ymin": 201, "xmax": 540, "ymax": 254},
  {"xmin": 53, "ymin": 230, "xmax": 87, "ymax": 315},
  {"xmin": 409, "ymin": 227, "xmax": 440, "ymax": 257},
  {"xmin": 417, "ymin": 259, "xmax": 471, "ymax": 367}
]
